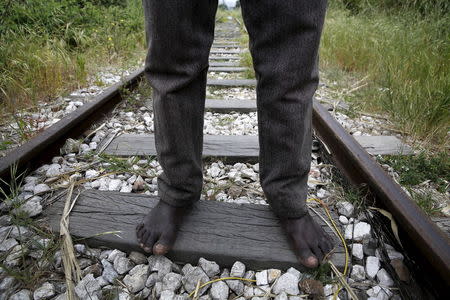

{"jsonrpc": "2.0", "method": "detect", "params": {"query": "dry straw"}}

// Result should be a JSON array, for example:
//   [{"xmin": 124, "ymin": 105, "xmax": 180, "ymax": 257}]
[{"xmin": 59, "ymin": 183, "xmax": 82, "ymax": 300}]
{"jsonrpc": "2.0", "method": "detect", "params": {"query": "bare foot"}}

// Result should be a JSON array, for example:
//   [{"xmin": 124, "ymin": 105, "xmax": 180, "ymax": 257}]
[
  {"xmin": 280, "ymin": 213, "xmax": 334, "ymax": 268},
  {"xmin": 136, "ymin": 201, "xmax": 188, "ymax": 255}
]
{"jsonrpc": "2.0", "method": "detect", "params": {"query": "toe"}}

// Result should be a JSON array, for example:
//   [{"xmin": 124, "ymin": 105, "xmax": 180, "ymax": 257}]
[
  {"xmin": 144, "ymin": 232, "xmax": 158, "ymax": 253},
  {"xmin": 136, "ymin": 224, "xmax": 144, "ymax": 240},
  {"xmin": 319, "ymin": 237, "xmax": 333, "ymax": 255},
  {"xmin": 300, "ymin": 255, "xmax": 319, "ymax": 269},
  {"xmin": 153, "ymin": 243, "xmax": 170, "ymax": 255},
  {"xmin": 297, "ymin": 247, "xmax": 319, "ymax": 268},
  {"xmin": 153, "ymin": 231, "xmax": 176, "ymax": 255},
  {"xmin": 312, "ymin": 245, "xmax": 324, "ymax": 263},
  {"xmin": 138, "ymin": 230, "xmax": 151, "ymax": 250}
]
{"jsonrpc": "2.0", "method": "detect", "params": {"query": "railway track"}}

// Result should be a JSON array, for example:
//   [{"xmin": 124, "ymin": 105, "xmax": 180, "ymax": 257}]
[{"xmin": 0, "ymin": 17, "xmax": 448, "ymax": 299}]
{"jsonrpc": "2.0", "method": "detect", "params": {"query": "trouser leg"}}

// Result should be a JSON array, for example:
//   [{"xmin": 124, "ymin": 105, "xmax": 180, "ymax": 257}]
[
  {"xmin": 240, "ymin": 0, "xmax": 327, "ymax": 218},
  {"xmin": 143, "ymin": 0, "xmax": 218, "ymax": 207}
]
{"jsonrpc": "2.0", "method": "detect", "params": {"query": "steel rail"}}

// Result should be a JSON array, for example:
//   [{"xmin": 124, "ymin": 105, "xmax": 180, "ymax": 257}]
[
  {"xmin": 0, "ymin": 68, "xmax": 144, "ymax": 187},
  {"xmin": 312, "ymin": 101, "xmax": 450, "ymax": 293}
]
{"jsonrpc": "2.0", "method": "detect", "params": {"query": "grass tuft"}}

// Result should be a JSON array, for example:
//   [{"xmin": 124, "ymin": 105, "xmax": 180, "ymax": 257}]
[
  {"xmin": 379, "ymin": 152, "xmax": 449, "ymax": 192},
  {"xmin": 378, "ymin": 151, "xmax": 449, "ymax": 215},
  {"xmin": 0, "ymin": 164, "xmax": 62, "ymax": 291}
]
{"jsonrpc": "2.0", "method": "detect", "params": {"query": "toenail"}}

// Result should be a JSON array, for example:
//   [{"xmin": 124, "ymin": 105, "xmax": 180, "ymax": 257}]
[
  {"xmin": 306, "ymin": 256, "xmax": 318, "ymax": 267},
  {"xmin": 154, "ymin": 244, "xmax": 167, "ymax": 254}
]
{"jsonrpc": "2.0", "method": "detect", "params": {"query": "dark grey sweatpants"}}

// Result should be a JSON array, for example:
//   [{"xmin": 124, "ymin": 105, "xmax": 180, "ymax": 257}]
[{"xmin": 143, "ymin": 0, "xmax": 327, "ymax": 218}]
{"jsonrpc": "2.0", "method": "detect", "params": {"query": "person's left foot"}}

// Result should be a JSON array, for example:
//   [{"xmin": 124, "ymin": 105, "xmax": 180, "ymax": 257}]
[
  {"xmin": 135, "ymin": 200, "xmax": 188, "ymax": 255},
  {"xmin": 280, "ymin": 213, "xmax": 335, "ymax": 268}
]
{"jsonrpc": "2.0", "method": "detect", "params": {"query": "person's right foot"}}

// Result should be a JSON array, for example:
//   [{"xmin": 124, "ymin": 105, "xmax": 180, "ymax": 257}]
[{"xmin": 135, "ymin": 200, "xmax": 188, "ymax": 255}]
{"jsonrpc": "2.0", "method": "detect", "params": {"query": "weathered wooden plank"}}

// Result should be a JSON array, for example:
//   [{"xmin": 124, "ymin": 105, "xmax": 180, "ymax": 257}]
[
  {"xmin": 205, "ymin": 99, "xmax": 256, "ymax": 113},
  {"xmin": 215, "ymin": 34, "xmax": 240, "ymax": 38},
  {"xmin": 102, "ymin": 134, "xmax": 413, "ymax": 157},
  {"xmin": 208, "ymin": 67, "xmax": 247, "ymax": 72},
  {"xmin": 212, "ymin": 44, "xmax": 240, "ymax": 48},
  {"xmin": 207, "ymin": 79, "xmax": 257, "ymax": 87},
  {"xmin": 144, "ymin": 99, "xmax": 256, "ymax": 114},
  {"xmin": 212, "ymin": 43, "xmax": 239, "ymax": 47},
  {"xmin": 44, "ymin": 189, "xmax": 345, "ymax": 271},
  {"xmin": 211, "ymin": 46, "xmax": 242, "ymax": 50},
  {"xmin": 209, "ymin": 56, "xmax": 240, "ymax": 61},
  {"xmin": 353, "ymin": 136, "xmax": 413, "ymax": 155},
  {"xmin": 210, "ymin": 49, "xmax": 241, "ymax": 54},
  {"xmin": 101, "ymin": 134, "xmax": 259, "ymax": 161},
  {"xmin": 210, "ymin": 61, "xmax": 240, "ymax": 67}
]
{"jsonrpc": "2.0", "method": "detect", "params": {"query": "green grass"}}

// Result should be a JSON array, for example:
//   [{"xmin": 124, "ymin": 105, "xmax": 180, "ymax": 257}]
[
  {"xmin": 96, "ymin": 153, "xmax": 156, "ymax": 177},
  {"xmin": 0, "ymin": 164, "xmax": 62, "ymax": 290},
  {"xmin": 312, "ymin": 262, "xmax": 333, "ymax": 284},
  {"xmin": 378, "ymin": 151, "xmax": 449, "ymax": 215},
  {"xmin": 240, "ymin": 51, "xmax": 255, "ymax": 79},
  {"xmin": 379, "ymin": 152, "xmax": 450, "ymax": 192},
  {"xmin": 0, "ymin": 140, "xmax": 13, "ymax": 151},
  {"xmin": 97, "ymin": 154, "xmax": 138, "ymax": 173},
  {"xmin": 408, "ymin": 189, "xmax": 442, "ymax": 215},
  {"xmin": 321, "ymin": 1, "xmax": 450, "ymax": 145},
  {"xmin": 0, "ymin": 0, "xmax": 145, "ymax": 115},
  {"xmin": 123, "ymin": 79, "xmax": 153, "ymax": 111},
  {"xmin": 332, "ymin": 184, "xmax": 370, "ymax": 214}
]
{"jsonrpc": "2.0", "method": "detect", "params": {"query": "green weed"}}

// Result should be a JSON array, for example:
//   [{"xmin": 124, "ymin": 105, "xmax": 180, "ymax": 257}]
[
  {"xmin": 11, "ymin": 114, "xmax": 34, "ymax": 141},
  {"xmin": 408, "ymin": 189, "xmax": 442, "ymax": 215},
  {"xmin": 378, "ymin": 151, "xmax": 449, "ymax": 215},
  {"xmin": 329, "ymin": 183, "xmax": 373, "ymax": 218},
  {"xmin": 239, "ymin": 52, "xmax": 255, "ymax": 79},
  {"xmin": 124, "ymin": 79, "xmax": 152, "ymax": 110},
  {"xmin": 313, "ymin": 262, "xmax": 334, "ymax": 283},
  {"xmin": 0, "ymin": 140, "xmax": 13, "ymax": 151},
  {"xmin": 215, "ymin": 115, "xmax": 235, "ymax": 127},
  {"xmin": 378, "ymin": 152, "xmax": 450, "ymax": 192},
  {"xmin": 98, "ymin": 154, "xmax": 138, "ymax": 173},
  {"xmin": 0, "ymin": 164, "xmax": 62, "ymax": 290},
  {"xmin": 96, "ymin": 153, "xmax": 155, "ymax": 177},
  {"xmin": 0, "ymin": 164, "xmax": 25, "ymax": 203}
]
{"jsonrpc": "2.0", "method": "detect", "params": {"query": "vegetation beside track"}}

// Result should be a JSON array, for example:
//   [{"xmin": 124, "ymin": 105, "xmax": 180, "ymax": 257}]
[
  {"xmin": 235, "ymin": 1, "xmax": 449, "ymax": 146},
  {"xmin": 0, "ymin": 0, "xmax": 145, "ymax": 113},
  {"xmin": 321, "ymin": 0, "xmax": 449, "ymax": 145},
  {"xmin": 378, "ymin": 152, "xmax": 449, "ymax": 215}
]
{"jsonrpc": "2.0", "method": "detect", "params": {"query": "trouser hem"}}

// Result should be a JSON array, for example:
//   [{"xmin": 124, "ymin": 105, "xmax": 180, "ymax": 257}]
[{"xmin": 157, "ymin": 185, "xmax": 200, "ymax": 208}]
